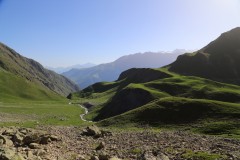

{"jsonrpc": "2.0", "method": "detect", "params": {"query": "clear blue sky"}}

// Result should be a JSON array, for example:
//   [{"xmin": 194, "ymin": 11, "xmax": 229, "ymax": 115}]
[{"xmin": 0, "ymin": 0, "xmax": 240, "ymax": 67}]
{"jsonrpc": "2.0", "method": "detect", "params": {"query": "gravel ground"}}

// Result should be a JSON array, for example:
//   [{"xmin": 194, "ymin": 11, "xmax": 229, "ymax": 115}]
[{"xmin": 37, "ymin": 126, "xmax": 240, "ymax": 160}]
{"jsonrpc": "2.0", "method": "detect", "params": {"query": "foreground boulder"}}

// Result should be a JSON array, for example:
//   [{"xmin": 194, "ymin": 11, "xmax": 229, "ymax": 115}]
[
  {"xmin": 22, "ymin": 133, "xmax": 42, "ymax": 145},
  {"xmin": 0, "ymin": 147, "xmax": 25, "ymax": 160},
  {"xmin": 0, "ymin": 135, "xmax": 13, "ymax": 146},
  {"xmin": 81, "ymin": 125, "xmax": 102, "ymax": 138},
  {"xmin": 81, "ymin": 125, "xmax": 112, "ymax": 138}
]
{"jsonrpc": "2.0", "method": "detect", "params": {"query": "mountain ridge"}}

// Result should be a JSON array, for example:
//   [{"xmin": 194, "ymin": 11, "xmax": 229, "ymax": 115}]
[
  {"xmin": 169, "ymin": 27, "xmax": 240, "ymax": 84},
  {"xmin": 47, "ymin": 63, "xmax": 96, "ymax": 74},
  {"xmin": 0, "ymin": 42, "xmax": 80, "ymax": 96},
  {"xmin": 63, "ymin": 50, "xmax": 192, "ymax": 88}
]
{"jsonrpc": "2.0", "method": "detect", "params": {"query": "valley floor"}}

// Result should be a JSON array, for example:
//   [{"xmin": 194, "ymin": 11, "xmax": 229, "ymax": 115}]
[{"xmin": 1, "ymin": 126, "xmax": 239, "ymax": 160}]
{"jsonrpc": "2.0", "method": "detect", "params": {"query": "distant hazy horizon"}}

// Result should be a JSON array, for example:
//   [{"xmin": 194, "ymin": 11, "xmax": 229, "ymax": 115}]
[{"xmin": 0, "ymin": 0, "xmax": 239, "ymax": 67}]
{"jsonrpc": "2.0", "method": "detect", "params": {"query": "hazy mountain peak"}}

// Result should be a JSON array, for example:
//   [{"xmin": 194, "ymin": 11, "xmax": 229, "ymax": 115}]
[
  {"xmin": 63, "ymin": 49, "xmax": 190, "ymax": 88},
  {"xmin": 47, "ymin": 63, "xmax": 96, "ymax": 74}
]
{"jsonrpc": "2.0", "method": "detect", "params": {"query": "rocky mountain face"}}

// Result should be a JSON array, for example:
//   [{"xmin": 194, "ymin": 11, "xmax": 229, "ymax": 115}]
[
  {"xmin": 0, "ymin": 43, "xmax": 79, "ymax": 96},
  {"xmin": 169, "ymin": 27, "xmax": 240, "ymax": 85},
  {"xmin": 63, "ymin": 50, "xmax": 190, "ymax": 89}
]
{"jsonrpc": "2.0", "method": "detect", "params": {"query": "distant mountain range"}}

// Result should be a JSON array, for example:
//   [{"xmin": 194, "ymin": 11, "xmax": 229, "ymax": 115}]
[
  {"xmin": 0, "ymin": 43, "xmax": 79, "ymax": 96},
  {"xmin": 62, "ymin": 49, "xmax": 192, "ymax": 89},
  {"xmin": 47, "ymin": 63, "xmax": 96, "ymax": 74}
]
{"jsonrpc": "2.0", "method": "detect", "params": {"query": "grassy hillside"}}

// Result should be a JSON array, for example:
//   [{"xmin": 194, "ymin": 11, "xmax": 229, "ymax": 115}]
[
  {"xmin": 0, "ymin": 70, "xmax": 61, "ymax": 102},
  {"xmin": 0, "ymin": 70, "xmax": 87, "ymax": 127},
  {"xmin": 99, "ymin": 97, "xmax": 240, "ymax": 137},
  {"xmin": 73, "ymin": 67, "xmax": 240, "ymax": 136},
  {"xmin": 0, "ymin": 102, "xmax": 86, "ymax": 127},
  {"xmin": 169, "ymin": 27, "xmax": 240, "ymax": 85},
  {"xmin": 0, "ymin": 42, "xmax": 79, "ymax": 96}
]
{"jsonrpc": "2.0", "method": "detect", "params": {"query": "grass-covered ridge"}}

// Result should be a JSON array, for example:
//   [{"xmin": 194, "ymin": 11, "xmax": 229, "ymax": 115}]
[{"xmin": 73, "ymin": 68, "xmax": 240, "ymax": 136}]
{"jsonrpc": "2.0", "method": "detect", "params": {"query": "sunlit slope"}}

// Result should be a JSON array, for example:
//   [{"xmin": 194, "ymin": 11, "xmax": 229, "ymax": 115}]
[
  {"xmin": 0, "ymin": 70, "xmax": 62, "ymax": 102},
  {"xmin": 0, "ymin": 42, "xmax": 79, "ymax": 96},
  {"xmin": 0, "ymin": 70, "xmax": 85, "ymax": 127}
]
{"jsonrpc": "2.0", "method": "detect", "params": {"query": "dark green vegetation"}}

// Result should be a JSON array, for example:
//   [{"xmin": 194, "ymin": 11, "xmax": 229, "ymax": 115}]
[
  {"xmin": 0, "ymin": 42, "xmax": 79, "ymax": 96},
  {"xmin": 182, "ymin": 150, "xmax": 226, "ymax": 160},
  {"xmin": 169, "ymin": 27, "xmax": 240, "ymax": 85}
]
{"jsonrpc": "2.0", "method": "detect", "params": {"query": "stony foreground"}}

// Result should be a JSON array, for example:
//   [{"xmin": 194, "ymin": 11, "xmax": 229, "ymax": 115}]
[{"xmin": 0, "ymin": 126, "xmax": 239, "ymax": 160}]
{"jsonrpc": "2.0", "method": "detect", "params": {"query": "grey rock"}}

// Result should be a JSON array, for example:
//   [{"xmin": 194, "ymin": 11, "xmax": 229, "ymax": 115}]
[
  {"xmin": 98, "ymin": 151, "xmax": 110, "ymax": 160},
  {"xmin": 2, "ymin": 129, "xmax": 16, "ymax": 137},
  {"xmin": 76, "ymin": 155, "xmax": 86, "ymax": 160},
  {"xmin": 18, "ymin": 128, "xmax": 29, "ymax": 135},
  {"xmin": 101, "ymin": 130, "xmax": 113, "ymax": 137},
  {"xmin": 0, "ymin": 135, "xmax": 13, "ymax": 146},
  {"xmin": 96, "ymin": 142, "xmax": 105, "ymax": 150},
  {"xmin": 33, "ymin": 149, "xmax": 47, "ymax": 158},
  {"xmin": 109, "ymin": 157, "xmax": 122, "ymax": 160},
  {"xmin": 29, "ymin": 143, "xmax": 42, "ymax": 149},
  {"xmin": 82, "ymin": 125, "xmax": 101, "ymax": 138},
  {"xmin": 48, "ymin": 135, "xmax": 59, "ymax": 141},
  {"xmin": 13, "ymin": 132, "xmax": 24, "ymax": 145},
  {"xmin": 90, "ymin": 156, "xmax": 100, "ymax": 160},
  {"xmin": 139, "ymin": 151, "xmax": 169, "ymax": 160},
  {"xmin": 0, "ymin": 147, "xmax": 25, "ymax": 160},
  {"xmin": 27, "ymin": 150, "xmax": 34, "ymax": 158},
  {"xmin": 23, "ymin": 134, "xmax": 41, "ymax": 145},
  {"xmin": 40, "ymin": 136, "xmax": 51, "ymax": 144}
]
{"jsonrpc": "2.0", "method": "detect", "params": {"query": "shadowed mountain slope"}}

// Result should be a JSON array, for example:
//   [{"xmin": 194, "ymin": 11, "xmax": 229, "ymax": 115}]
[{"xmin": 169, "ymin": 27, "xmax": 240, "ymax": 85}]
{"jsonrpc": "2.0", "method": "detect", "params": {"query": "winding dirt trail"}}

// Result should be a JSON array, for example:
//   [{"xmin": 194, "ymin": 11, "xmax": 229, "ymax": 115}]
[
  {"xmin": 69, "ymin": 102, "xmax": 93, "ymax": 122},
  {"xmin": 79, "ymin": 105, "xmax": 93, "ymax": 122}
]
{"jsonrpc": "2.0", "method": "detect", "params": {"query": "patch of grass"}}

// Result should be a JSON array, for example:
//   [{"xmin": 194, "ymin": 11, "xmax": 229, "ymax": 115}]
[
  {"xmin": 0, "ymin": 102, "xmax": 91, "ymax": 127},
  {"xmin": 0, "ymin": 71, "xmax": 63, "ymax": 102},
  {"xmin": 194, "ymin": 121, "xmax": 240, "ymax": 138},
  {"xmin": 182, "ymin": 150, "xmax": 226, "ymax": 160},
  {"xmin": 130, "ymin": 148, "xmax": 142, "ymax": 155}
]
